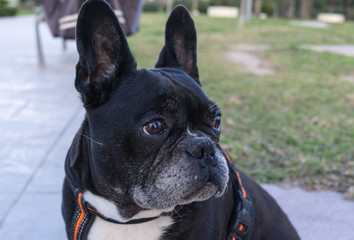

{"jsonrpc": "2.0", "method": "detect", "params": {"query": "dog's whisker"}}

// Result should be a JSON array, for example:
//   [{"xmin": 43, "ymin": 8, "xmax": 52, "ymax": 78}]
[
  {"xmin": 79, "ymin": 133, "xmax": 103, "ymax": 146},
  {"xmin": 173, "ymin": 208, "xmax": 182, "ymax": 219}
]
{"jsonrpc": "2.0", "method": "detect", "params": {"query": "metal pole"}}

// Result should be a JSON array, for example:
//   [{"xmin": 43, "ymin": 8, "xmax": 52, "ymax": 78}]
[
  {"xmin": 245, "ymin": 0, "xmax": 253, "ymax": 22},
  {"xmin": 166, "ymin": 0, "xmax": 173, "ymax": 14},
  {"xmin": 35, "ymin": 13, "xmax": 45, "ymax": 68},
  {"xmin": 192, "ymin": 0, "xmax": 198, "ymax": 14},
  {"xmin": 238, "ymin": 0, "xmax": 247, "ymax": 27}
]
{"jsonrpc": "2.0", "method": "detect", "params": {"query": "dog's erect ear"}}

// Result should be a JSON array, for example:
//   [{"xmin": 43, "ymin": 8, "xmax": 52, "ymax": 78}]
[
  {"xmin": 155, "ymin": 5, "xmax": 200, "ymax": 85},
  {"xmin": 75, "ymin": 0, "xmax": 136, "ymax": 108}
]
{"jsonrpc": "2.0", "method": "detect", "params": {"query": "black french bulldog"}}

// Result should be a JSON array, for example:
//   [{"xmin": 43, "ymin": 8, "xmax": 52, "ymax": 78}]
[{"xmin": 62, "ymin": 1, "xmax": 300, "ymax": 239}]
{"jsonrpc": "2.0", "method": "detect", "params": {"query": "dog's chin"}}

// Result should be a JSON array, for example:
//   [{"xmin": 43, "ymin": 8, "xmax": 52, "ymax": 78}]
[
  {"xmin": 181, "ymin": 183, "xmax": 219, "ymax": 203},
  {"xmin": 183, "ymin": 171, "xmax": 229, "ymax": 203},
  {"xmin": 134, "ymin": 181, "xmax": 227, "ymax": 211},
  {"xmin": 181, "ymin": 176, "xmax": 229, "ymax": 204}
]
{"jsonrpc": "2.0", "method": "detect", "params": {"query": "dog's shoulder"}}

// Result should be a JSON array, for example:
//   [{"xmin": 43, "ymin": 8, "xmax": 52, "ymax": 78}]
[{"xmin": 237, "ymin": 171, "xmax": 300, "ymax": 240}]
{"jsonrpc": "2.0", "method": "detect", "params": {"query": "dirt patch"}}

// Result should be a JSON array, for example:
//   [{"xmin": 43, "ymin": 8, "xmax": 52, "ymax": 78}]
[
  {"xmin": 344, "ymin": 94, "xmax": 354, "ymax": 106},
  {"xmin": 342, "ymin": 75, "xmax": 354, "ymax": 83},
  {"xmin": 226, "ymin": 44, "xmax": 275, "ymax": 76},
  {"xmin": 231, "ymin": 44, "xmax": 271, "ymax": 52}
]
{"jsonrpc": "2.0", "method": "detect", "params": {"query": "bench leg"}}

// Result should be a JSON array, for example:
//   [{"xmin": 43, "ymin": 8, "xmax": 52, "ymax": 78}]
[
  {"xmin": 35, "ymin": 13, "xmax": 45, "ymax": 68},
  {"xmin": 63, "ymin": 39, "xmax": 67, "ymax": 51}
]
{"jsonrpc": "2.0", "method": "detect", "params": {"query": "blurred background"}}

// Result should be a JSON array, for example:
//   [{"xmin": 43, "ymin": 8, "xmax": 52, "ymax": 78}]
[
  {"xmin": 3, "ymin": 0, "xmax": 354, "ymax": 20},
  {"xmin": 0, "ymin": 0, "xmax": 353, "ymax": 239}
]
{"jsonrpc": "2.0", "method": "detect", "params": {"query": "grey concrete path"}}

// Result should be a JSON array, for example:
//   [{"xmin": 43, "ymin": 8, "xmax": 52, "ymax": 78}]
[
  {"xmin": 262, "ymin": 184, "xmax": 354, "ymax": 240},
  {"xmin": 0, "ymin": 16, "xmax": 353, "ymax": 240},
  {"xmin": 0, "ymin": 15, "xmax": 82, "ymax": 239},
  {"xmin": 300, "ymin": 44, "xmax": 354, "ymax": 57}
]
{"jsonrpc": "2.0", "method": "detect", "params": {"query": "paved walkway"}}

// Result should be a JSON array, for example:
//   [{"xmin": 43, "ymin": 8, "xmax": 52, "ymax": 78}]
[
  {"xmin": 290, "ymin": 20, "xmax": 329, "ymax": 29},
  {"xmin": 0, "ymin": 15, "xmax": 81, "ymax": 239},
  {"xmin": 0, "ymin": 16, "xmax": 353, "ymax": 240},
  {"xmin": 300, "ymin": 44, "xmax": 354, "ymax": 57}
]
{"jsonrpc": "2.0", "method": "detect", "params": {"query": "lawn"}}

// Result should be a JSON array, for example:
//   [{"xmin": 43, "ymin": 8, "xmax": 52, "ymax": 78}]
[{"xmin": 128, "ymin": 14, "xmax": 354, "ymax": 196}]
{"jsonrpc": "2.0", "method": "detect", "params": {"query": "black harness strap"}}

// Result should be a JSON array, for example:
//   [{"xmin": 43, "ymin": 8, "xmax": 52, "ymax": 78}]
[
  {"xmin": 224, "ymin": 151, "xmax": 254, "ymax": 240},
  {"xmin": 227, "ymin": 189, "xmax": 253, "ymax": 240},
  {"xmin": 65, "ymin": 152, "xmax": 95, "ymax": 240},
  {"xmin": 71, "ymin": 192, "xmax": 95, "ymax": 240}
]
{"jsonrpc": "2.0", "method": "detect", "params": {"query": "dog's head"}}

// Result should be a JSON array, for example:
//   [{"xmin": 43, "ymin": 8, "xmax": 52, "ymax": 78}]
[{"xmin": 72, "ymin": 0, "xmax": 229, "ymax": 219}]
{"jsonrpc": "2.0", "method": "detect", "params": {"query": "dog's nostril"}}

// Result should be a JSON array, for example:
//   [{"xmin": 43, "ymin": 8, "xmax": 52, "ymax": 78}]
[
  {"xmin": 187, "ymin": 137, "xmax": 217, "ymax": 167},
  {"xmin": 187, "ymin": 141, "xmax": 204, "ymax": 159},
  {"xmin": 187, "ymin": 138, "xmax": 210, "ymax": 158}
]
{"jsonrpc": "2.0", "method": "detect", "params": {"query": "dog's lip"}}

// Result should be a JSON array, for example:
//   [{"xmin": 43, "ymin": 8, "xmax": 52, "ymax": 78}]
[
  {"xmin": 214, "ymin": 186, "xmax": 225, "ymax": 197},
  {"xmin": 181, "ymin": 167, "xmax": 224, "ymax": 201},
  {"xmin": 134, "ymin": 198, "xmax": 177, "ymax": 214},
  {"xmin": 181, "ymin": 182, "xmax": 217, "ymax": 201},
  {"xmin": 134, "ymin": 198, "xmax": 148, "ymax": 209}
]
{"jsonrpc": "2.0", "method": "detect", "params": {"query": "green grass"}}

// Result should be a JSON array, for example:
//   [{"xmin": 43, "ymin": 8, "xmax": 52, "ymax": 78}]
[
  {"xmin": 129, "ymin": 14, "xmax": 354, "ymax": 193},
  {"xmin": 16, "ymin": 9, "xmax": 36, "ymax": 16}
]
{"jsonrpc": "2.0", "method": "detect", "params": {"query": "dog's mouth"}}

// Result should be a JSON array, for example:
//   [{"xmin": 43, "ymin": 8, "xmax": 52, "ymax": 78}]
[
  {"xmin": 181, "ymin": 169, "xmax": 226, "ymax": 202},
  {"xmin": 133, "ymin": 171, "xmax": 227, "ymax": 210},
  {"xmin": 132, "ymin": 148, "xmax": 229, "ymax": 210},
  {"xmin": 133, "ymin": 183, "xmax": 219, "ymax": 212}
]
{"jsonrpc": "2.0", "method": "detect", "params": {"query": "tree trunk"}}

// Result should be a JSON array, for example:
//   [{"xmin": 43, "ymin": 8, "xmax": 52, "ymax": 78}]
[
  {"xmin": 280, "ymin": 0, "xmax": 295, "ymax": 19},
  {"xmin": 286, "ymin": 0, "xmax": 295, "ymax": 19},
  {"xmin": 254, "ymin": 0, "xmax": 262, "ymax": 17},
  {"xmin": 344, "ymin": 0, "xmax": 352, "ymax": 20},
  {"xmin": 300, "ymin": 0, "xmax": 313, "ymax": 19}
]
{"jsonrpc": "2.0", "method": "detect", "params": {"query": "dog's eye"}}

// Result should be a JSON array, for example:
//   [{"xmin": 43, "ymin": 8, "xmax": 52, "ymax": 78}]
[
  {"xmin": 213, "ymin": 116, "xmax": 221, "ymax": 130},
  {"xmin": 143, "ymin": 120, "xmax": 166, "ymax": 135}
]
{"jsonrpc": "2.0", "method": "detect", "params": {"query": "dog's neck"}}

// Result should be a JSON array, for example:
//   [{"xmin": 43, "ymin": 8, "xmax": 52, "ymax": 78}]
[
  {"xmin": 83, "ymin": 190, "xmax": 175, "ymax": 240},
  {"xmin": 83, "ymin": 190, "xmax": 174, "ymax": 223},
  {"xmin": 87, "ymin": 215, "xmax": 173, "ymax": 240}
]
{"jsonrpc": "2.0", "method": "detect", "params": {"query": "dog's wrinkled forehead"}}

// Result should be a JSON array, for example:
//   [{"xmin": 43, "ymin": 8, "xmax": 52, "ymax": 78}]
[
  {"xmin": 150, "ymin": 68, "xmax": 211, "ymax": 109},
  {"xmin": 155, "ymin": 68, "xmax": 211, "ymax": 101},
  {"xmin": 88, "ymin": 68, "xmax": 214, "ymax": 127}
]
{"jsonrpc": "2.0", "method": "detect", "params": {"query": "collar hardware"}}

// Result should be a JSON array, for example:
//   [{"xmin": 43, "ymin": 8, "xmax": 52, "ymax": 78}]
[
  {"xmin": 231, "ymin": 190, "xmax": 252, "ymax": 237},
  {"xmin": 227, "ymin": 188, "xmax": 253, "ymax": 240},
  {"xmin": 223, "ymin": 150, "xmax": 254, "ymax": 240}
]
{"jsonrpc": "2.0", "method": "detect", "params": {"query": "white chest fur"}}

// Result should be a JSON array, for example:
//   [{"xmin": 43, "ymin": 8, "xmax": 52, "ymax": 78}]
[{"xmin": 87, "ymin": 216, "xmax": 173, "ymax": 240}]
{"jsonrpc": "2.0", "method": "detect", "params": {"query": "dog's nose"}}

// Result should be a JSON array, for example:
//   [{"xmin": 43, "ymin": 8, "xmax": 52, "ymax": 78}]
[{"xmin": 187, "ymin": 137, "xmax": 217, "ymax": 167}]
